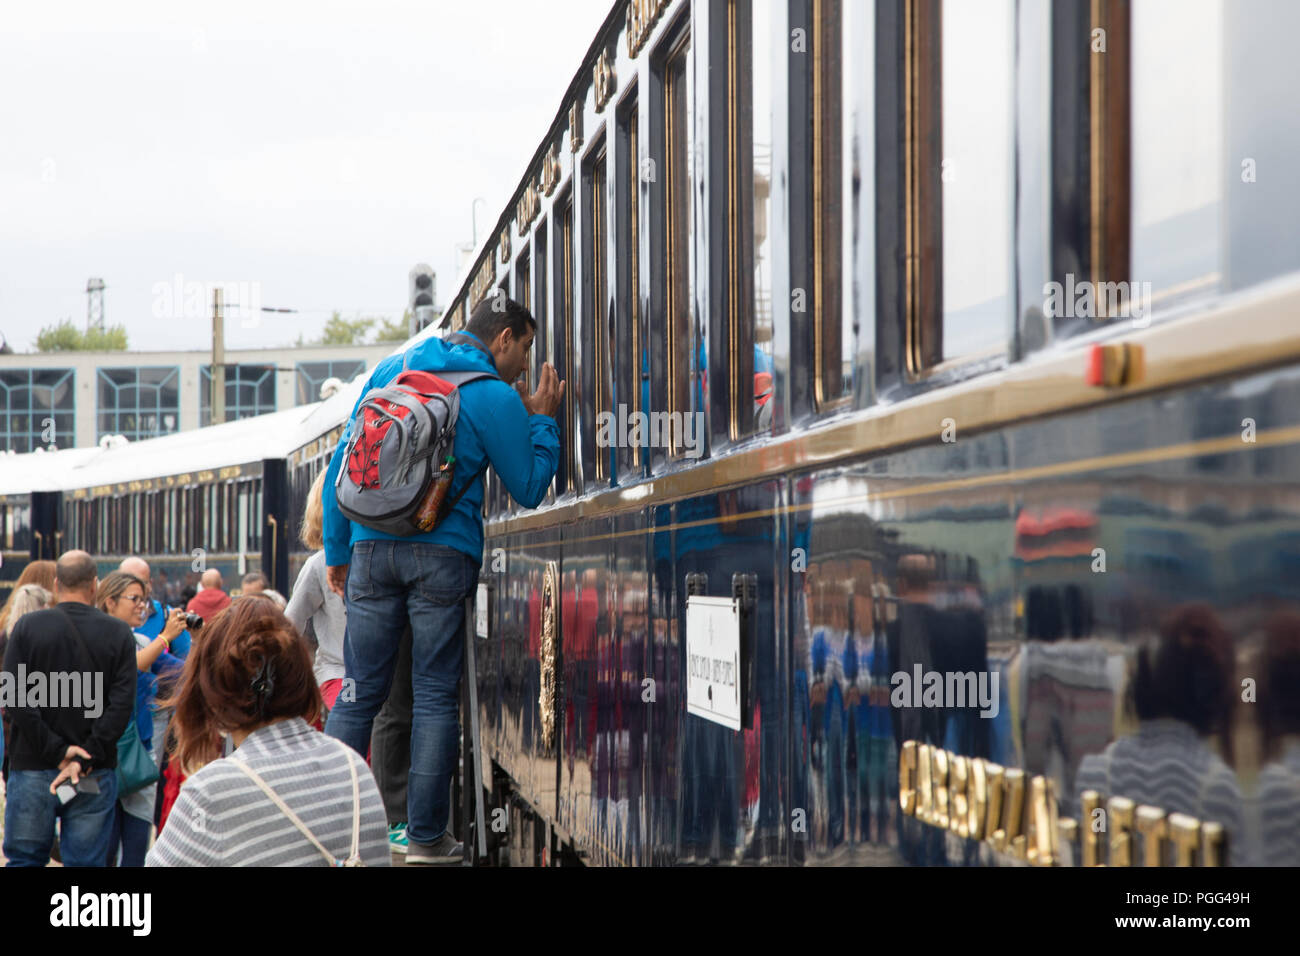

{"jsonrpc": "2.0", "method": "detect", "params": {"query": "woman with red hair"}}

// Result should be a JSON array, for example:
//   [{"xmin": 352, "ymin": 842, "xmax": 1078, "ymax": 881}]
[{"xmin": 147, "ymin": 598, "xmax": 389, "ymax": 866}]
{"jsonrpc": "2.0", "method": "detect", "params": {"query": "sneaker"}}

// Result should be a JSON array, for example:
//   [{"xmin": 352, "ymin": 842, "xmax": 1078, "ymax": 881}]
[
  {"xmin": 406, "ymin": 832, "xmax": 463, "ymax": 864},
  {"xmin": 388, "ymin": 823, "xmax": 409, "ymax": 855}
]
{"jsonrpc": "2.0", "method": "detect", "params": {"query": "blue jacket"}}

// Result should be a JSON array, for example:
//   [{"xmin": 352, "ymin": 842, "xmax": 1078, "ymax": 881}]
[{"xmin": 322, "ymin": 332, "xmax": 561, "ymax": 566}]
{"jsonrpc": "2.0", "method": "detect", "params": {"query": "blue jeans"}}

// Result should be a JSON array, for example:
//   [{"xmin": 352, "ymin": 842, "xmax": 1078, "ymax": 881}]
[
  {"xmin": 325, "ymin": 540, "xmax": 478, "ymax": 846},
  {"xmin": 106, "ymin": 802, "xmax": 152, "ymax": 867},
  {"xmin": 4, "ymin": 768, "xmax": 118, "ymax": 867}
]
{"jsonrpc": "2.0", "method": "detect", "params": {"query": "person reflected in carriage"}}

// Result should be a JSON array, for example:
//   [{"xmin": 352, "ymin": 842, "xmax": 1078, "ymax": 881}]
[
  {"xmin": 1074, "ymin": 603, "xmax": 1247, "ymax": 864},
  {"xmin": 1251, "ymin": 611, "xmax": 1300, "ymax": 866}
]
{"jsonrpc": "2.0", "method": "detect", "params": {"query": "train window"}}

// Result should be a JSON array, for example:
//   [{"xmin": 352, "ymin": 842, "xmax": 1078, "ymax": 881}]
[
  {"xmin": 1131, "ymin": 0, "xmax": 1219, "ymax": 308},
  {"xmin": 516, "ymin": 247, "xmax": 532, "ymax": 392},
  {"xmin": 1125, "ymin": 0, "xmax": 1300, "ymax": 314},
  {"xmin": 659, "ymin": 24, "xmax": 695, "ymax": 456},
  {"xmin": 533, "ymin": 220, "xmax": 550, "ymax": 395},
  {"xmin": 615, "ymin": 89, "xmax": 643, "ymax": 475},
  {"xmin": 583, "ymin": 135, "xmax": 612, "ymax": 483},
  {"xmin": 732, "ymin": 0, "xmax": 776, "ymax": 436},
  {"xmin": 938, "ymin": 0, "xmax": 1014, "ymax": 363},
  {"xmin": 554, "ymin": 191, "xmax": 576, "ymax": 494},
  {"xmin": 790, "ymin": 0, "xmax": 849, "ymax": 407}
]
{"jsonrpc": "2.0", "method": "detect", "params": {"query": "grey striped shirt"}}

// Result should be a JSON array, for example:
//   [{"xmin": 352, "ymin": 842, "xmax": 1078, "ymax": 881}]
[
  {"xmin": 1075, "ymin": 718, "xmax": 1247, "ymax": 865},
  {"xmin": 146, "ymin": 718, "xmax": 391, "ymax": 867}
]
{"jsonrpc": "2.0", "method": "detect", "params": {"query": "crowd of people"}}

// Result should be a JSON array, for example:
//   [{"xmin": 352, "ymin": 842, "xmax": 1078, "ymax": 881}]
[{"xmin": 0, "ymin": 297, "xmax": 562, "ymax": 867}]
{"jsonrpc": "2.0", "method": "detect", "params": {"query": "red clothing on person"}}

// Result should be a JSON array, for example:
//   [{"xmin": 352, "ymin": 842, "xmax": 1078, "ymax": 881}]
[{"xmin": 187, "ymin": 587, "xmax": 231, "ymax": 619}]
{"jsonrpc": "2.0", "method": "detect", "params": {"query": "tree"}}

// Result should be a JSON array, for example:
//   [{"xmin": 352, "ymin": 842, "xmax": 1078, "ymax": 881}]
[
  {"xmin": 36, "ymin": 319, "xmax": 128, "ymax": 351},
  {"xmin": 374, "ymin": 310, "xmax": 413, "ymax": 344},
  {"xmin": 319, "ymin": 312, "xmax": 375, "ymax": 346}
]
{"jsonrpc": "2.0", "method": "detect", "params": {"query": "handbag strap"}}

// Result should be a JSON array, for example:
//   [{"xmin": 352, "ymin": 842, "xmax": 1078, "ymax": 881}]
[{"xmin": 231, "ymin": 737, "xmax": 362, "ymax": 866}]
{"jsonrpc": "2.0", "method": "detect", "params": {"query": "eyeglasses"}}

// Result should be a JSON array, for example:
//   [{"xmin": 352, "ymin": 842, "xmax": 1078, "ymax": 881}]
[{"xmin": 121, "ymin": 594, "xmax": 148, "ymax": 606}]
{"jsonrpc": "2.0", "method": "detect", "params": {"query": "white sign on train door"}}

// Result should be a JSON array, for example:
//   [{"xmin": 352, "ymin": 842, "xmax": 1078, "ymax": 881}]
[{"xmin": 685, "ymin": 595, "xmax": 741, "ymax": 730}]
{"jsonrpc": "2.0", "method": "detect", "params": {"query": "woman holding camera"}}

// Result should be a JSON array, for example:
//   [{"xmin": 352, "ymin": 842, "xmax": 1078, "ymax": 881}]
[{"xmin": 95, "ymin": 571, "xmax": 187, "ymax": 866}]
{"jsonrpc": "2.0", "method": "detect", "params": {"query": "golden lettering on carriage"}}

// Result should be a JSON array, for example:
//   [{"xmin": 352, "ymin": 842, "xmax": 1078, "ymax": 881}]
[
  {"xmin": 517, "ymin": 183, "xmax": 540, "ymax": 235},
  {"xmin": 899, "ymin": 741, "xmax": 1226, "ymax": 866},
  {"xmin": 594, "ymin": 49, "xmax": 616, "ymax": 112},
  {"xmin": 626, "ymin": 0, "xmax": 671, "ymax": 58}
]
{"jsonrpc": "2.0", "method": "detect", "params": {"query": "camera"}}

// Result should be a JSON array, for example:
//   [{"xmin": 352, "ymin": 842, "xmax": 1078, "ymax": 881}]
[{"xmin": 185, "ymin": 612, "xmax": 203, "ymax": 630}]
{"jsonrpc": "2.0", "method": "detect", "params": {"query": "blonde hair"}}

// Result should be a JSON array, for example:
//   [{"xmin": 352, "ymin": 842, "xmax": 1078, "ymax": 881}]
[
  {"xmin": 95, "ymin": 571, "xmax": 146, "ymax": 614},
  {"xmin": 299, "ymin": 468, "xmax": 327, "ymax": 551},
  {"xmin": 0, "ymin": 560, "xmax": 56, "ymax": 635},
  {"xmin": 5, "ymin": 583, "xmax": 53, "ymax": 636}
]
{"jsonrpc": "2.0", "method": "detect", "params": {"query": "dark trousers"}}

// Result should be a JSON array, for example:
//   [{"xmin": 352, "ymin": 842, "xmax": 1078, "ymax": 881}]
[{"xmin": 371, "ymin": 624, "xmax": 413, "ymax": 826}]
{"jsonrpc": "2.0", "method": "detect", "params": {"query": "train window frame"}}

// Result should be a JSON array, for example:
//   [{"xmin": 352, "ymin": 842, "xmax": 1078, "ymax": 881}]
[
  {"xmin": 581, "ymin": 129, "xmax": 612, "ymax": 485},
  {"xmin": 787, "ymin": 0, "xmax": 852, "ymax": 417},
  {"xmin": 650, "ymin": 12, "xmax": 696, "ymax": 468},
  {"xmin": 614, "ymin": 82, "xmax": 644, "ymax": 479},
  {"xmin": 553, "ymin": 187, "xmax": 577, "ymax": 496}
]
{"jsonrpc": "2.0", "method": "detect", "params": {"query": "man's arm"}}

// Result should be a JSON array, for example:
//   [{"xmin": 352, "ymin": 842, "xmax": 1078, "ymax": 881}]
[
  {"xmin": 2, "ymin": 619, "xmax": 70, "ymax": 767},
  {"xmin": 82, "ymin": 629, "xmax": 140, "ymax": 768},
  {"xmin": 479, "ymin": 384, "xmax": 560, "ymax": 509}
]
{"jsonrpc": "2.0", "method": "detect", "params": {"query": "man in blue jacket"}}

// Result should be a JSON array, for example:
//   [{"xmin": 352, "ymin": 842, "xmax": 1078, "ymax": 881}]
[{"xmin": 322, "ymin": 296, "xmax": 563, "ymax": 863}]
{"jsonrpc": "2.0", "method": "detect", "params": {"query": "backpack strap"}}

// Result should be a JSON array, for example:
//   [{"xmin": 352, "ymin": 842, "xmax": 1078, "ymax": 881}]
[{"xmin": 230, "ymin": 737, "xmax": 363, "ymax": 867}]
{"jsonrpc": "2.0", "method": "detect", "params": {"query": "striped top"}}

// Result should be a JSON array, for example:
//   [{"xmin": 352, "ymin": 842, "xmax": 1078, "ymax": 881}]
[
  {"xmin": 1255, "ymin": 741, "xmax": 1300, "ymax": 867},
  {"xmin": 1074, "ymin": 718, "xmax": 1247, "ymax": 865},
  {"xmin": 146, "ymin": 718, "xmax": 391, "ymax": 867}
]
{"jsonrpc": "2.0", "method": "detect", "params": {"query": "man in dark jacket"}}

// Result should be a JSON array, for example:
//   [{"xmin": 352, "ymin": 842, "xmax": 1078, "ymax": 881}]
[{"xmin": 2, "ymin": 550, "xmax": 137, "ymax": 867}]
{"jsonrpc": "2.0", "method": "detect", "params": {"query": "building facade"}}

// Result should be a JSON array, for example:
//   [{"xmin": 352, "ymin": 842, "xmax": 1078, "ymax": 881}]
[{"xmin": 0, "ymin": 344, "xmax": 392, "ymax": 452}]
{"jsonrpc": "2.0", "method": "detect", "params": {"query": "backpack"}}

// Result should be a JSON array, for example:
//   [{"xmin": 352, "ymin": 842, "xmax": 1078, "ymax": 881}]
[{"xmin": 335, "ymin": 333, "xmax": 497, "ymax": 536}]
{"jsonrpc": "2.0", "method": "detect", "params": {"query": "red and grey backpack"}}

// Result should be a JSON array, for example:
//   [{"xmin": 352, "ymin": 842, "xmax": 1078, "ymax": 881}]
[{"xmin": 335, "ymin": 333, "xmax": 497, "ymax": 536}]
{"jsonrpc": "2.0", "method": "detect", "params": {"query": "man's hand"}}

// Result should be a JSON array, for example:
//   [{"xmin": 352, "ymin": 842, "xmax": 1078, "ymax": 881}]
[
  {"xmin": 522, "ymin": 363, "xmax": 565, "ymax": 418},
  {"xmin": 327, "ymin": 564, "xmax": 349, "ymax": 598},
  {"xmin": 50, "ymin": 745, "xmax": 92, "ymax": 794}
]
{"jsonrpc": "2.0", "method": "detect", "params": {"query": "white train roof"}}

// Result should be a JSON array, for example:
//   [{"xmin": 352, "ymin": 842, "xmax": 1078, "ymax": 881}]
[
  {"xmin": 0, "ymin": 446, "xmax": 103, "ymax": 497},
  {"xmin": 0, "ymin": 338, "xmax": 430, "ymax": 497}
]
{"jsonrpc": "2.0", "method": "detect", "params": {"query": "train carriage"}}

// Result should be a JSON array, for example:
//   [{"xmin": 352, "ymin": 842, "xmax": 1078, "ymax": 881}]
[{"xmin": 5, "ymin": 0, "xmax": 1300, "ymax": 869}]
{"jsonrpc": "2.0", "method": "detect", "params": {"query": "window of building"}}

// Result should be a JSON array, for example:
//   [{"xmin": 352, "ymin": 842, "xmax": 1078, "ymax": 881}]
[
  {"xmin": 200, "ymin": 364, "xmax": 276, "ymax": 426},
  {"xmin": 96, "ymin": 366, "xmax": 181, "ymax": 442},
  {"xmin": 295, "ymin": 360, "xmax": 366, "ymax": 406},
  {"xmin": 0, "ymin": 368, "xmax": 75, "ymax": 453}
]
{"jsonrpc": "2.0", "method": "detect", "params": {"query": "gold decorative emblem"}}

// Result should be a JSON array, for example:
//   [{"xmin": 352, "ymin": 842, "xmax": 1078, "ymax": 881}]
[
  {"xmin": 499, "ymin": 227, "xmax": 511, "ymax": 264},
  {"xmin": 569, "ymin": 101, "xmax": 583, "ymax": 153},
  {"xmin": 539, "ymin": 561, "xmax": 560, "ymax": 752},
  {"xmin": 899, "ymin": 740, "xmax": 1227, "ymax": 866},
  {"xmin": 626, "ymin": 0, "xmax": 671, "ymax": 58},
  {"xmin": 516, "ymin": 182, "xmax": 539, "ymax": 236},
  {"xmin": 594, "ymin": 49, "xmax": 616, "ymax": 113},
  {"xmin": 540, "ymin": 147, "xmax": 560, "ymax": 196}
]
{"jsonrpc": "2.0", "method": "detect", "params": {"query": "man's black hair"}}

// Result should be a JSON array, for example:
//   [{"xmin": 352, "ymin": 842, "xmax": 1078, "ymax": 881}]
[{"xmin": 465, "ymin": 294, "xmax": 536, "ymax": 346}]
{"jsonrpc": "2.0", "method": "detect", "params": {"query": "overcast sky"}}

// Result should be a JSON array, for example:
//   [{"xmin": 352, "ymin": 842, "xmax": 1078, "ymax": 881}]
[{"xmin": 0, "ymin": 0, "xmax": 613, "ymax": 352}]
